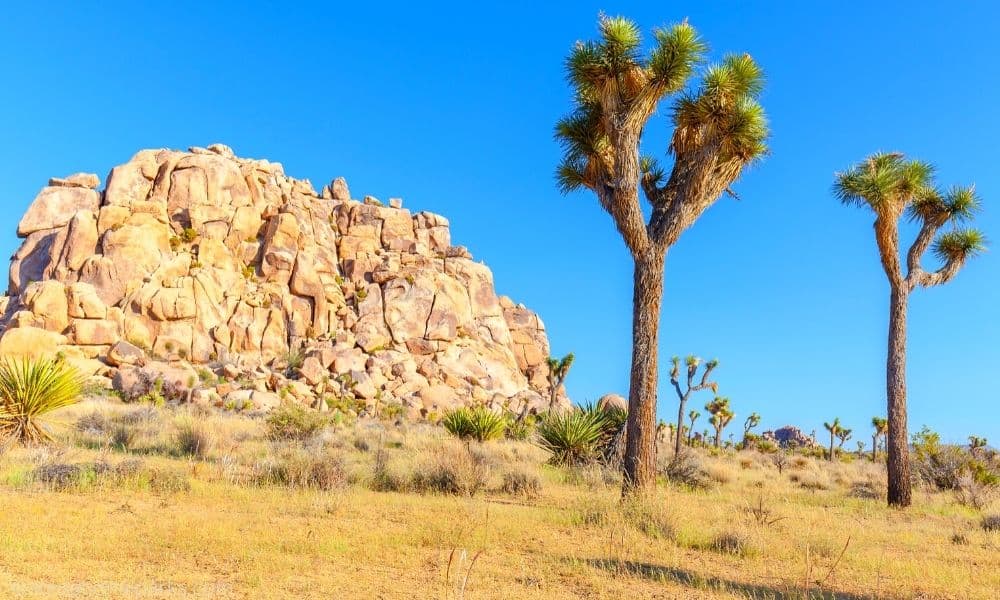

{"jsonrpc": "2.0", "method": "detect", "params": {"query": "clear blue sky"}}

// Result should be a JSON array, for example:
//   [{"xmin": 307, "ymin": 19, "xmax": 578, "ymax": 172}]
[{"xmin": 2, "ymin": 2, "xmax": 997, "ymax": 444}]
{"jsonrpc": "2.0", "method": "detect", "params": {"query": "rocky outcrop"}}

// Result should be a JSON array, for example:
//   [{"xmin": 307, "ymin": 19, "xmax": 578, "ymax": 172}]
[
  {"xmin": 0, "ymin": 144, "xmax": 568, "ymax": 417},
  {"xmin": 762, "ymin": 426, "xmax": 818, "ymax": 448}
]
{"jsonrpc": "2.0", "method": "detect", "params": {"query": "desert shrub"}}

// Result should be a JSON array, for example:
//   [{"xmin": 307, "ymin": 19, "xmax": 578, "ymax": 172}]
[
  {"xmin": 704, "ymin": 462, "xmax": 737, "ymax": 485},
  {"xmin": 658, "ymin": 450, "xmax": 708, "ymax": 488},
  {"xmin": 563, "ymin": 462, "xmax": 619, "ymax": 489},
  {"xmin": 254, "ymin": 448, "xmax": 347, "ymax": 491},
  {"xmin": 76, "ymin": 411, "xmax": 109, "ymax": 435},
  {"xmin": 410, "ymin": 445, "xmax": 491, "ymax": 496},
  {"xmin": 621, "ymin": 496, "xmax": 675, "ymax": 540},
  {"xmin": 441, "ymin": 407, "xmax": 506, "ymax": 442},
  {"xmin": 114, "ymin": 405, "xmax": 160, "ymax": 426},
  {"xmin": 371, "ymin": 461, "xmax": 409, "ymax": 493},
  {"xmin": 499, "ymin": 468, "xmax": 542, "ymax": 498},
  {"xmin": 110, "ymin": 424, "xmax": 135, "ymax": 450},
  {"xmin": 536, "ymin": 408, "xmax": 609, "ymax": 465},
  {"xmin": 981, "ymin": 514, "xmax": 1000, "ymax": 532},
  {"xmin": 281, "ymin": 346, "xmax": 305, "ymax": 376},
  {"xmin": 265, "ymin": 403, "xmax": 329, "ymax": 441},
  {"xmin": 32, "ymin": 463, "xmax": 84, "ymax": 490},
  {"xmin": 505, "ymin": 415, "xmax": 535, "ymax": 441},
  {"xmin": 951, "ymin": 532, "xmax": 970, "ymax": 545},
  {"xmin": 791, "ymin": 455, "xmax": 811, "ymax": 469},
  {"xmin": 0, "ymin": 358, "xmax": 85, "ymax": 444},
  {"xmin": 710, "ymin": 531, "xmax": 756, "ymax": 557},
  {"xmin": 849, "ymin": 479, "xmax": 885, "ymax": 500},
  {"xmin": 174, "ymin": 419, "xmax": 213, "ymax": 458},
  {"xmin": 955, "ymin": 473, "xmax": 998, "ymax": 510},
  {"xmin": 793, "ymin": 471, "xmax": 832, "ymax": 491}
]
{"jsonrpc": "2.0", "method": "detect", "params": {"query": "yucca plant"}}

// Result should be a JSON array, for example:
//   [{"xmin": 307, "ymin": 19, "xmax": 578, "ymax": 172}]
[
  {"xmin": 441, "ymin": 407, "xmax": 506, "ymax": 443},
  {"xmin": 537, "ymin": 405, "xmax": 625, "ymax": 465},
  {"xmin": 0, "ymin": 357, "xmax": 85, "ymax": 444}
]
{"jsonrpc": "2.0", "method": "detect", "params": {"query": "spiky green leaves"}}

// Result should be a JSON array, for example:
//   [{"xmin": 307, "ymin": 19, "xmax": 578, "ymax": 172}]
[
  {"xmin": 834, "ymin": 152, "xmax": 934, "ymax": 213},
  {"xmin": 649, "ymin": 21, "xmax": 707, "ymax": 92},
  {"xmin": 672, "ymin": 53, "xmax": 769, "ymax": 163},
  {"xmin": 933, "ymin": 228, "xmax": 987, "ymax": 262},
  {"xmin": 0, "ymin": 357, "xmax": 84, "ymax": 444}
]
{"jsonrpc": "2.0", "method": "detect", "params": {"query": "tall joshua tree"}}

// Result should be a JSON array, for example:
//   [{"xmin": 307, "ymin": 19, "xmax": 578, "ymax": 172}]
[
  {"xmin": 834, "ymin": 153, "xmax": 986, "ymax": 506},
  {"xmin": 546, "ymin": 353, "xmax": 575, "ymax": 410},
  {"xmin": 705, "ymin": 396, "xmax": 734, "ymax": 448},
  {"xmin": 669, "ymin": 356, "xmax": 719, "ymax": 455},
  {"xmin": 871, "ymin": 416, "xmax": 888, "ymax": 462},
  {"xmin": 823, "ymin": 418, "xmax": 842, "ymax": 462},
  {"xmin": 556, "ymin": 15, "xmax": 768, "ymax": 493}
]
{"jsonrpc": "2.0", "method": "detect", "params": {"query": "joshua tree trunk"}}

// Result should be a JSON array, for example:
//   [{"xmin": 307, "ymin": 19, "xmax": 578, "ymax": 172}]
[
  {"xmin": 828, "ymin": 431, "xmax": 835, "ymax": 462},
  {"xmin": 675, "ymin": 398, "xmax": 687, "ymax": 456},
  {"xmin": 623, "ymin": 250, "xmax": 666, "ymax": 492},
  {"xmin": 714, "ymin": 426, "xmax": 722, "ymax": 448},
  {"xmin": 886, "ymin": 286, "xmax": 912, "ymax": 507},
  {"xmin": 871, "ymin": 434, "xmax": 878, "ymax": 462}
]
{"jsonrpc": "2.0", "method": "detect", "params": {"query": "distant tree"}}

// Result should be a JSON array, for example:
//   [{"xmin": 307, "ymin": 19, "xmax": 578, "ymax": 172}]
[
  {"xmin": 687, "ymin": 410, "xmax": 700, "ymax": 446},
  {"xmin": 969, "ymin": 435, "xmax": 988, "ymax": 458},
  {"xmin": 669, "ymin": 356, "xmax": 719, "ymax": 455},
  {"xmin": 836, "ymin": 427, "xmax": 853, "ymax": 451},
  {"xmin": 556, "ymin": 15, "xmax": 768, "ymax": 494},
  {"xmin": 545, "ymin": 353, "xmax": 575, "ymax": 410},
  {"xmin": 835, "ymin": 153, "xmax": 986, "ymax": 507},
  {"xmin": 856, "ymin": 440, "xmax": 866, "ymax": 458},
  {"xmin": 705, "ymin": 397, "xmax": 734, "ymax": 449},
  {"xmin": 823, "ymin": 418, "xmax": 842, "ymax": 462},
  {"xmin": 742, "ymin": 412, "xmax": 760, "ymax": 449},
  {"xmin": 871, "ymin": 416, "xmax": 888, "ymax": 462}
]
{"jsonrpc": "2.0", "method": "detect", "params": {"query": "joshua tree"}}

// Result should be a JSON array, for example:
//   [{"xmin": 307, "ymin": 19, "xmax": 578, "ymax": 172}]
[
  {"xmin": 871, "ymin": 416, "xmax": 888, "ymax": 461},
  {"xmin": 823, "ymin": 418, "xmax": 842, "ymax": 462},
  {"xmin": 969, "ymin": 435, "xmax": 988, "ymax": 458},
  {"xmin": 834, "ymin": 153, "xmax": 986, "ymax": 507},
  {"xmin": 687, "ymin": 409, "xmax": 701, "ymax": 445},
  {"xmin": 556, "ymin": 15, "xmax": 768, "ymax": 493},
  {"xmin": 705, "ymin": 397, "xmax": 734, "ymax": 448},
  {"xmin": 836, "ymin": 427, "xmax": 853, "ymax": 451},
  {"xmin": 742, "ymin": 411, "xmax": 760, "ymax": 449},
  {"xmin": 669, "ymin": 356, "xmax": 719, "ymax": 455},
  {"xmin": 856, "ymin": 440, "xmax": 866, "ymax": 458},
  {"xmin": 545, "ymin": 353, "xmax": 575, "ymax": 410}
]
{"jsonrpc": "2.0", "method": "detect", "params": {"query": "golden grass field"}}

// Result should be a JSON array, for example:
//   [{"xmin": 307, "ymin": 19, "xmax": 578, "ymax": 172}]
[{"xmin": 0, "ymin": 398, "xmax": 996, "ymax": 600}]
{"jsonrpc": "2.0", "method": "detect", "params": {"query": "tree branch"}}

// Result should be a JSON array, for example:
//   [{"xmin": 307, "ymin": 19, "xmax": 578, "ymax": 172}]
[{"xmin": 904, "ymin": 217, "xmax": 945, "ymax": 289}]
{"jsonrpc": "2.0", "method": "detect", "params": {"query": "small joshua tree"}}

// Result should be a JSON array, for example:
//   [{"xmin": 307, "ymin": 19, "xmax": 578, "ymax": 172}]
[
  {"xmin": 871, "ymin": 416, "xmax": 888, "ymax": 461},
  {"xmin": 836, "ymin": 427, "xmax": 853, "ymax": 451},
  {"xmin": 705, "ymin": 397, "xmax": 734, "ymax": 449},
  {"xmin": 670, "ymin": 356, "xmax": 719, "ymax": 455},
  {"xmin": 823, "ymin": 418, "xmax": 842, "ymax": 462},
  {"xmin": 742, "ymin": 412, "xmax": 761, "ymax": 449},
  {"xmin": 969, "ymin": 435, "xmax": 988, "ymax": 458},
  {"xmin": 687, "ymin": 409, "xmax": 701, "ymax": 446},
  {"xmin": 545, "ymin": 353, "xmax": 575, "ymax": 410}
]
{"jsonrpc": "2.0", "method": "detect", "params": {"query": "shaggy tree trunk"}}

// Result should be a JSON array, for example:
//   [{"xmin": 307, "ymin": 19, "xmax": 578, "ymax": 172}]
[
  {"xmin": 674, "ymin": 397, "xmax": 687, "ymax": 456},
  {"xmin": 714, "ymin": 427, "xmax": 721, "ymax": 448},
  {"xmin": 828, "ymin": 432, "xmax": 835, "ymax": 462},
  {"xmin": 871, "ymin": 434, "xmax": 878, "ymax": 462},
  {"xmin": 622, "ymin": 250, "xmax": 666, "ymax": 494},
  {"xmin": 886, "ymin": 286, "xmax": 912, "ymax": 507}
]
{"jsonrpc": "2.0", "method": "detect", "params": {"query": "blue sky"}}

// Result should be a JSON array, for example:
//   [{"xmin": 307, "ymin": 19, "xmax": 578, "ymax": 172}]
[{"xmin": 1, "ymin": 2, "xmax": 997, "ymax": 443}]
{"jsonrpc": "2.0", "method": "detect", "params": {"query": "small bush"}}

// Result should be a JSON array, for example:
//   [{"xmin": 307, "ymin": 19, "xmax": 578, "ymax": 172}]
[
  {"xmin": 981, "ymin": 514, "xmax": 1000, "ymax": 532},
  {"xmin": 110, "ymin": 424, "xmax": 135, "ymax": 450},
  {"xmin": 32, "ymin": 463, "xmax": 83, "ymax": 490},
  {"xmin": 410, "ymin": 445, "xmax": 491, "ymax": 496},
  {"xmin": 951, "ymin": 532, "xmax": 970, "ymax": 545},
  {"xmin": 442, "ymin": 407, "xmax": 507, "ymax": 443},
  {"xmin": 704, "ymin": 462, "xmax": 736, "ymax": 485},
  {"xmin": 563, "ymin": 462, "xmax": 619, "ymax": 489},
  {"xmin": 499, "ymin": 468, "xmax": 541, "ymax": 498},
  {"xmin": 622, "ymin": 496, "xmax": 675, "ymax": 540},
  {"xmin": 658, "ymin": 450, "xmax": 708, "ymax": 488},
  {"xmin": 265, "ymin": 403, "xmax": 329, "ymax": 441},
  {"xmin": 254, "ymin": 448, "xmax": 347, "ymax": 491},
  {"xmin": 955, "ymin": 473, "xmax": 999, "ymax": 510},
  {"xmin": 76, "ymin": 411, "xmax": 109, "ymax": 435},
  {"xmin": 174, "ymin": 419, "xmax": 213, "ymax": 458},
  {"xmin": 710, "ymin": 531, "xmax": 755, "ymax": 557},
  {"xmin": 505, "ymin": 416, "xmax": 535, "ymax": 441}
]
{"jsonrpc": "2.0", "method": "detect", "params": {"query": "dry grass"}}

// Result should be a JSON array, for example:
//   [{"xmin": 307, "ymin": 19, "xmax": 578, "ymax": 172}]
[{"xmin": 0, "ymin": 398, "xmax": 996, "ymax": 599}]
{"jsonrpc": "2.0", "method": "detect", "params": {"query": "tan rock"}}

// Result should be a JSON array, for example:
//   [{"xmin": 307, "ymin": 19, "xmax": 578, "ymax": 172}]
[
  {"xmin": 0, "ymin": 327, "xmax": 67, "ymax": 359},
  {"xmin": 18, "ymin": 186, "xmax": 100, "ymax": 237},
  {"xmin": 48, "ymin": 173, "xmax": 100, "ymax": 189}
]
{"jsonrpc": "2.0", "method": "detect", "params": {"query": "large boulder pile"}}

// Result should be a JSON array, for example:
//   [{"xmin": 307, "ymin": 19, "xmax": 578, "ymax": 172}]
[{"xmin": 0, "ymin": 144, "xmax": 568, "ymax": 417}]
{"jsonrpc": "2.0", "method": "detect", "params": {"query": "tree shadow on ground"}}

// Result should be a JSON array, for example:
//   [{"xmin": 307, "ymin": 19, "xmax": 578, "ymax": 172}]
[{"xmin": 580, "ymin": 558, "xmax": 889, "ymax": 600}]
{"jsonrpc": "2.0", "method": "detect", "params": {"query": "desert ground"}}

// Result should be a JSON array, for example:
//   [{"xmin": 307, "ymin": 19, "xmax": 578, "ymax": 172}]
[{"xmin": 0, "ymin": 396, "xmax": 995, "ymax": 600}]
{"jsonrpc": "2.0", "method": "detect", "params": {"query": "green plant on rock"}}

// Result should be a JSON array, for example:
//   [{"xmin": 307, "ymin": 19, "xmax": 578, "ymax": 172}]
[
  {"xmin": 441, "ymin": 407, "xmax": 506, "ymax": 443},
  {"xmin": 0, "ymin": 358, "xmax": 85, "ymax": 444},
  {"xmin": 181, "ymin": 227, "xmax": 198, "ymax": 243}
]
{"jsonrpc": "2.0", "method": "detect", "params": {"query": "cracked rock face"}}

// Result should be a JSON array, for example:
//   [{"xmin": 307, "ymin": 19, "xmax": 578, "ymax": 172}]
[{"xmin": 0, "ymin": 144, "xmax": 568, "ymax": 416}]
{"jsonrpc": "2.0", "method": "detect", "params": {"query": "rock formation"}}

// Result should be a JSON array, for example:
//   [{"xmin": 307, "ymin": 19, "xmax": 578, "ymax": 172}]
[
  {"xmin": 0, "ymin": 144, "xmax": 568, "ymax": 417},
  {"xmin": 761, "ymin": 426, "xmax": 817, "ymax": 448}
]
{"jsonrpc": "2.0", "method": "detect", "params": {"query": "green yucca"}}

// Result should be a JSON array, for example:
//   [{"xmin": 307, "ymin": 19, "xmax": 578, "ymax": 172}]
[
  {"xmin": 441, "ymin": 407, "xmax": 506, "ymax": 443},
  {"xmin": 0, "ymin": 357, "xmax": 85, "ymax": 444},
  {"xmin": 536, "ymin": 405, "xmax": 624, "ymax": 465}
]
